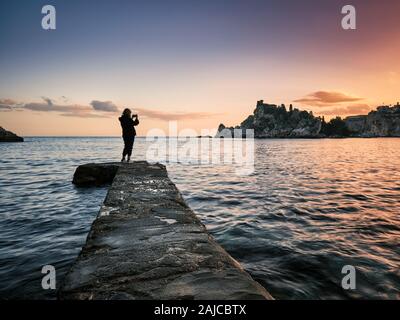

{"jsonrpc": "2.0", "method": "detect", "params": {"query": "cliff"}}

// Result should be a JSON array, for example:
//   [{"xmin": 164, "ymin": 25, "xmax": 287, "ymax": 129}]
[
  {"xmin": 345, "ymin": 104, "xmax": 400, "ymax": 137},
  {"xmin": 0, "ymin": 126, "xmax": 23, "ymax": 142},
  {"xmin": 216, "ymin": 100, "xmax": 321, "ymax": 138},
  {"xmin": 216, "ymin": 100, "xmax": 400, "ymax": 138}
]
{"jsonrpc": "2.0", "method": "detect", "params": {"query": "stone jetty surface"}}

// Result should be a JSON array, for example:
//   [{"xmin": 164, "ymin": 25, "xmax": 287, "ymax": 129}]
[{"xmin": 60, "ymin": 161, "xmax": 273, "ymax": 300}]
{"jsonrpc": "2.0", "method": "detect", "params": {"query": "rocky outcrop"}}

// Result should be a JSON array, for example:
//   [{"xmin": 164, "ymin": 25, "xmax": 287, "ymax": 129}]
[
  {"xmin": 216, "ymin": 100, "xmax": 321, "ymax": 138},
  {"xmin": 345, "ymin": 104, "xmax": 400, "ymax": 137},
  {"xmin": 216, "ymin": 100, "xmax": 400, "ymax": 138},
  {"xmin": 0, "ymin": 126, "xmax": 23, "ymax": 142},
  {"xmin": 73, "ymin": 163, "xmax": 120, "ymax": 186},
  {"xmin": 60, "ymin": 161, "xmax": 273, "ymax": 300}
]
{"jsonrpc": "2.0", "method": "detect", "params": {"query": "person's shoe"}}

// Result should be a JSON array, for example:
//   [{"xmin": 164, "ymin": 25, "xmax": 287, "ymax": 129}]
[
  {"xmin": 121, "ymin": 157, "xmax": 125, "ymax": 162},
  {"xmin": 127, "ymin": 157, "xmax": 131, "ymax": 163}
]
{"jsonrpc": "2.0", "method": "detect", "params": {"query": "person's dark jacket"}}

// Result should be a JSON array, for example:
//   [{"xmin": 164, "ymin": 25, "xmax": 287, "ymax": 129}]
[{"xmin": 119, "ymin": 115, "xmax": 139, "ymax": 137}]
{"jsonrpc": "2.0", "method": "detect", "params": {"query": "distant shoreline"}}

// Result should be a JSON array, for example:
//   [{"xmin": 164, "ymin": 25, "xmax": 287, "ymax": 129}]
[{"xmin": 19, "ymin": 136, "xmax": 400, "ymax": 139}]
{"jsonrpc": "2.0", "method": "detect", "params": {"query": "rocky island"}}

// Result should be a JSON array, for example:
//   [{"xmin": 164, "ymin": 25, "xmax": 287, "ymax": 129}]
[
  {"xmin": 0, "ymin": 127, "xmax": 23, "ymax": 142},
  {"xmin": 216, "ymin": 100, "xmax": 400, "ymax": 138}
]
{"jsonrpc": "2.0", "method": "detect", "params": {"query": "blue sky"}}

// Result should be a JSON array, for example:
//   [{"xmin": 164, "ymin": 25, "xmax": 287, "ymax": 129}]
[{"xmin": 1, "ymin": 0, "xmax": 399, "ymax": 135}]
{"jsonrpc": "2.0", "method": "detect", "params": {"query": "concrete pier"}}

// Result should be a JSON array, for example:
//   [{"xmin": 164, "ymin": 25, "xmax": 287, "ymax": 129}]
[{"xmin": 60, "ymin": 161, "xmax": 273, "ymax": 300}]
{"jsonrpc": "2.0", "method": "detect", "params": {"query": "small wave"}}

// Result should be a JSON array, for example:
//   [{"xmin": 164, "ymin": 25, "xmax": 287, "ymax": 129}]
[{"xmin": 343, "ymin": 193, "xmax": 371, "ymax": 201}]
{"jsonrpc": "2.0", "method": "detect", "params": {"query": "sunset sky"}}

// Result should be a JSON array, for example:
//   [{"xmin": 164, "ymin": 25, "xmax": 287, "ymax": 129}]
[{"xmin": 1, "ymin": 0, "xmax": 400, "ymax": 136}]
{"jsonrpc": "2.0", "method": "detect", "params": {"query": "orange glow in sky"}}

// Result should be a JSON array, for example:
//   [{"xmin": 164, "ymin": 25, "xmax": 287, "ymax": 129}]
[{"xmin": 1, "ymin": 1, "xmax": 399, "ymax": 136}]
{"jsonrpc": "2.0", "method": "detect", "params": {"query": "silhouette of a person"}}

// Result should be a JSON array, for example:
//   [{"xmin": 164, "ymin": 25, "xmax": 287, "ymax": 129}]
[{"xmin": 119, "ymin": 108, "xmax": 139, "ymax": 162}]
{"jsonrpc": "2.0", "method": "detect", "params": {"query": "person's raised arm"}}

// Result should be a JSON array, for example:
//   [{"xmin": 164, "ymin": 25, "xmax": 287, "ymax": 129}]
[{"xmin": 133, "ymin": 115, "xmax": 139, "ymax": 126}]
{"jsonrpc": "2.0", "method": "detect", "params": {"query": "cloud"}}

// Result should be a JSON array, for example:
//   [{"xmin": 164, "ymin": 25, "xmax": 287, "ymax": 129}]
[
  {"xmin": 1, "ymin": 97, "xmax": 113, "ymax": 118},
  {"xmin": 294, "ymin": 91, "xmax": 363, "ymax": 107},
  {"xmin": 316, "ymin": 104, "xmax": 371, "ymax": 116},
  {"xmin": 41, "ymin": 96, "xmax": 54, "ymax": 107},
  {"xmin": 0, "ymin": 98, "xmax": 17, "ymax": 105},
  {"xmin": 134, "ymin": 107, "xmax": 220, "ymax": 121},
  {"xmin": 294, "ymin": 90, "xmax": 369, "ymax": 117},
  {"xmin": 60, "ymin": 96, "xmax": 69, "ymax": 103},
  {"xmin": 90, "ymin": 100, "xmax": 119, "ymax": 113},
  {"xmin": 24, "ymin": 102, "xmax": 91, "ymax": 113},
  {"xmin": 0, "ymin": 97, "xmax": 220, "ymax": 120},
  {"xmin": 0, "ymin": 98, "xmax": 18, "ymax": 110},
  {"xmin": 60, "ymin": 112, "xmax": 109, "ymax": 118}
]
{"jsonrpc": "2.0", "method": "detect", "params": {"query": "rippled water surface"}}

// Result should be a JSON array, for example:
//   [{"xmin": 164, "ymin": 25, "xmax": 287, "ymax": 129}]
[{"xmin": 0, "ymin": 137, "xmax": 399, "ymax": 299}]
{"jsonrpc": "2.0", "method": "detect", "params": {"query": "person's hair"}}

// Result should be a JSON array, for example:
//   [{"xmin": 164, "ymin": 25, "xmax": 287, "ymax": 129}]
[{"xmin": 122, "ymin": 108, "xmax": 131, "ymax": 117}]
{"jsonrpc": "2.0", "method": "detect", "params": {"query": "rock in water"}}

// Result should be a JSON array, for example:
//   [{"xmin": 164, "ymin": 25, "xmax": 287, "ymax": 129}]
[
  {"xmin": 0, "ymin": 127, "xmax": 23, "ymax": 142},
  {"xmin": 72, "ymin": 163, "xmax": 120, "ymax": 186}
]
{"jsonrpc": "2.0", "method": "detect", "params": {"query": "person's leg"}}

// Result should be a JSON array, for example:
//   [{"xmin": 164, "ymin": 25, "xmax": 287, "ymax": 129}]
[
  {"xmin": 122, "ymin": 137, "xmax": 128, "ymax": 162},
  {"xmin": 127, "ymin": 137, "xmax": 134, "ymax": 162}
]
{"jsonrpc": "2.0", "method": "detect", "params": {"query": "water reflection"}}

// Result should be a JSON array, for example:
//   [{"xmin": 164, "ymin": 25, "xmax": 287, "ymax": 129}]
[{"xmin": 0, "ymin": 137, "xmax": 399, "ymax": 299}]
